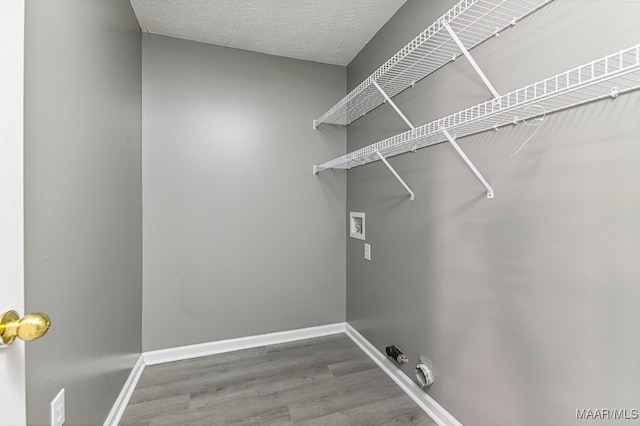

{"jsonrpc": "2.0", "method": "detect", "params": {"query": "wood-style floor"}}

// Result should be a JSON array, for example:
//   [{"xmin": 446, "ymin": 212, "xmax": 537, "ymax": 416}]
[{"xmin": 119, "ymin": 334, "xmax": 437, "ymax": 425}]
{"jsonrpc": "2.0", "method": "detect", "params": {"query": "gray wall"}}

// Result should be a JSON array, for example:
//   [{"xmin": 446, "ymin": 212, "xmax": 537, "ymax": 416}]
[
  {"xmin": 346, "ymin": 1, "xmax": 640, "ymax": 425},
  {"xmin": 24, "ymin": 1, "xmax": 142, "ymax": 425},
  {"xmin": 142, "ymin": 34, "xmax": 346, "ymax": 351}
]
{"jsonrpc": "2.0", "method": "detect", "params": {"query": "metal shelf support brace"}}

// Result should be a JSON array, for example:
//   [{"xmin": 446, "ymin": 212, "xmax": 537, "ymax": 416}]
[
  {"xmin": 376, "ymin": 151, "xmax": 415, "ymax": 200},
  {"xmin": 372, "ymin": 81, "xmax": 416, "ymax": 200},
  {"xmin": 442, "ymin": 129, "xmax": 494, "ymax": 199},
  {"xmin": 372, "ymin": 81, "xmax": 416, "ymax": 130},
  {"xmin": 445, "ymin": 24, "xmax": 500, "ymax": 99}
]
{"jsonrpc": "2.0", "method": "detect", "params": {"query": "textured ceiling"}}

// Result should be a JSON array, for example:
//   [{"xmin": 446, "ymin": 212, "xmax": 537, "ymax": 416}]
[{"xmin": 129, "ymin": 0, "xmax": 407, "ymax": 66}]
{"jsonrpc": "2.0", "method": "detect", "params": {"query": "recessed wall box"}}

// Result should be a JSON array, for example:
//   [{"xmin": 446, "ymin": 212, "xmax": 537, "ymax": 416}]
[{"xmin": 349, "ymin": 212, "xmax": 365, "ymax": 240}]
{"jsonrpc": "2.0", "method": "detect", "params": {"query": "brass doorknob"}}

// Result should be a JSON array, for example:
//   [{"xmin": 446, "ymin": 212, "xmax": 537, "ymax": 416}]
[{"xmin": 0, "ymin": 310, "xmax": 51, "ymax": 346}]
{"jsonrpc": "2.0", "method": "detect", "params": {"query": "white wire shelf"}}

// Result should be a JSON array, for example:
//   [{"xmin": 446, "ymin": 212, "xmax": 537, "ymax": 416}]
[
  {"xmin": 314, "ymin": 44, "xmax": 640, "ymax": 172},
  {"xmin": 313, "ymin": 0, "xmax": 554, "ymax": 128}
]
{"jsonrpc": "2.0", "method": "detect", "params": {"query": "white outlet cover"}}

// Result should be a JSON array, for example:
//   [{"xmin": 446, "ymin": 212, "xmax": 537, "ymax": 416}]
[
  {"xmin": 50, "ymin": 388, "xmax": 65, "ymax": 426},
  {"xmin": 364, "ymin": 243, "xmax": 371, "ymax": 261}
]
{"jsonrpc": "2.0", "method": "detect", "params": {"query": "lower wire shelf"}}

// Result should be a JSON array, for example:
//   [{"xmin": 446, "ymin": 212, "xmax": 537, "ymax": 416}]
[{"xmin": 314, "ymin": 44, "xmax": 640, "ymax": 173}]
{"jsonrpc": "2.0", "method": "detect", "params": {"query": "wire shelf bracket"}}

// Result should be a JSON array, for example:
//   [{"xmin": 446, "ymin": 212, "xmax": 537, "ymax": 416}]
[
  {"xmin": 371, "ymin": 82, "xmax": 417, "ymax": 200},
  {"xmin": 445, "ymin": 24, "xmax": 500, "ymax": 99},
  {"xmin": 443, "ymin": 129, "xmax": 494, "ymax": 198},
  {"xmin": 376, "ymin": 151, "xmax": 415, "ymax": 201},
  {"xmin": 372, "ymin": 81, "xmax": 416, "ymax": 130},
  {"xmin": 312, "ymin": 0, "xmax": 554, "ymax": 128},
  {"xmin": 313, "ymin": 44, "xmax": 640, "ymax": 197}
]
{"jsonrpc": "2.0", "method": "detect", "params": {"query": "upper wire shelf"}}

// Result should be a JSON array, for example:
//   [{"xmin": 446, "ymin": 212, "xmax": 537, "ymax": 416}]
[
  {"xmin": 315, "ymin": 44, "xmax": 640, "ymax": 172},
  {"xmin": 313, "ymin": 0, "xmax": 554, "ymax": 128}
]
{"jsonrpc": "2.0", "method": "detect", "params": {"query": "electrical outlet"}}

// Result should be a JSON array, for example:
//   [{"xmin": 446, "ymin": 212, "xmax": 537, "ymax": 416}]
[
  {"xmin": 364, "ymin": 243, "xmax": 371, "ymax": 261},
  {"xmin": 50, "ymin": 388, "xmax": 65, "ymax": 426}
]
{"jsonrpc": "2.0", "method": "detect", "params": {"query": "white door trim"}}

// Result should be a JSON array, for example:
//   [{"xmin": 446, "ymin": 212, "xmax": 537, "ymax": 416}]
[{"xmin": 0, "ymin": 1, "xmax": 26, "ymax": 425}]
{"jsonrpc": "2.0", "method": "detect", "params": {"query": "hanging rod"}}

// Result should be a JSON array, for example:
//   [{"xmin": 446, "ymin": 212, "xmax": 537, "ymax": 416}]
[
  {"xmin": 313, "ymin": 44, "xmax": 640, "ymax": 174},
  {"xmin": 313, "ymin": 0, "xmax": 554, "ymax": 128}
]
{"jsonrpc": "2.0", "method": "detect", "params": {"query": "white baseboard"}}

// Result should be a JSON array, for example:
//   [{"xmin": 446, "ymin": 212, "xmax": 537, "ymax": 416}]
[
  {"xmin": 143, "ymin": 322, "xmax": 346, "ymax": 366},
  {"xmin": 344, "ymin": 323, "xmax": 463, "ymax": 426},
  {"xmin": 103, "ymin": 354, "xmax": 145, "ymax": 426}
]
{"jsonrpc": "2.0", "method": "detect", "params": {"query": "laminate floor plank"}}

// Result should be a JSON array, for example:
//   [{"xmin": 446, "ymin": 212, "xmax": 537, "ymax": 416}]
[
  {"xmin": 119, "ymin": 334, "xmax": 437, "ymax": 425},
  {"xmin": 286, "ymin": 372, "xmax": 405, "ymax": 422},
  {"xmin": 131, "ymin": 346, "xmax": 362, "ymax": 403},
  {"xmin": 131, "ymin": 346, "xmax": 360, "ymax": 405},
  {"xmin": 120, "ymin": 395, "xmax": 189, "ymax": 426},
  {"xmin": 150, "ymin": 393, "xmax": 290, "ymax": 426},
  {"xmin": 327, "ymin": 356, "xmax": 377, "ymax": 377},
  {"xmin": 294, "ymin": 395, "xmax": 435, "ymax": 426},
  {"xmin": 270, "ymin": 367, "xmax": 391, "ymax": 407},
  {"xmin": 137, "ymin": 347, "xmax": 269, "ymax": 388},
  {"xmin": 188, "ymin": 365, "xmax": 335, "ymax": 410}
]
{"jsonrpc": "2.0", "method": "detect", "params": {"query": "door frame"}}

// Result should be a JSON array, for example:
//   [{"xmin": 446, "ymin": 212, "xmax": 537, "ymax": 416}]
[{"xmin": 0, "ymin": 1, "xmax": 27, "ymax": 425}]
